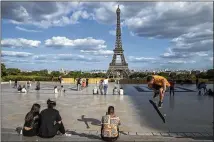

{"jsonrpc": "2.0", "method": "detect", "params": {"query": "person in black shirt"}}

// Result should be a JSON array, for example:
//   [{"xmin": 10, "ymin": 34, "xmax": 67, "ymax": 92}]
[
  {"xmin": 17, "ymin": 85, "xmax": 22, "ymax": 92},
  {"xmin": 23, "ymin": 103, "xmax": 40, "ymax": 137},
  {"xmin": 86, "ymin": 78, "xmax": 89, "ymax": 87},
  {"xmin": 38, "ymin": 99, "xmax": 65, "ymax": 138},
  {"xmin": 14, "ymin": 79, "xmax": 18, "ymax": 88}
]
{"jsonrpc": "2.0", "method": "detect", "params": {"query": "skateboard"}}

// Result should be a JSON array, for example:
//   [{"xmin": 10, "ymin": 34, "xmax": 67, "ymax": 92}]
[{"xmin": 149, "ymin": 100, "xmax": 166, "ymax": 123}]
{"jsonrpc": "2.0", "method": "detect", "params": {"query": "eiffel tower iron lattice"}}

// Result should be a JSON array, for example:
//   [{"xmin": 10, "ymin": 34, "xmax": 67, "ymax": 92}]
[{"xmin": 106, "ymin": 5, "xmax": 130, "ymax": 78}]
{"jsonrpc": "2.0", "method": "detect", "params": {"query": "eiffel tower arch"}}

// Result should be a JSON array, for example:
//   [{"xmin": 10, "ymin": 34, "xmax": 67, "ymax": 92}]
[{"xmin": 106, "ymin": 5, "xmax": 130, "ymax": 79}]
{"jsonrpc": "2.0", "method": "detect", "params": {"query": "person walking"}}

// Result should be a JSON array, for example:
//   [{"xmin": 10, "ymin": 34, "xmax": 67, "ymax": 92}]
[
  {"xmin": 169, "ymin": 79, "xmax": 175, "ymax": 96},
  {"xmin": 196, "ymin": 77, "xmax": 199, "ymax": 88},
  {"xmin": 103, "ymin": 77, "xmax": 109, "ymax": 95}
]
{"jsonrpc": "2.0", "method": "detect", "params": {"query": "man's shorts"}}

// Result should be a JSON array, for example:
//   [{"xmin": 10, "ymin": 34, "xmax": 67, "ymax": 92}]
[
  {"xmin": 152, "ymin": 84, "xmax": 169, "ymax": 94},
  {"xmin": 152, "ymin": 84, "xmax": 163, "ymax": 91}
]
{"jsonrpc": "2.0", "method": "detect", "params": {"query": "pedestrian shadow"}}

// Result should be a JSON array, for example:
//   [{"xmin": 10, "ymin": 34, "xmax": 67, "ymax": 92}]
[
  {"xmin": 66, "ymin": 130, "xmax": 101, "ymax": 140},
  {"xmin": 77, "ymin": 115, "xmax": 101, "ymax": 129},
  {"xmin": 68, "ymin": 86, "xmax": 78, "ymax": 91}
]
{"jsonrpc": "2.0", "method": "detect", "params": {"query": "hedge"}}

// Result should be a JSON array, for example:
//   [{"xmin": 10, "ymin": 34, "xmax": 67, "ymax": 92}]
[
  {"xmin": 1, "ymin": 75, "xmax": 211, "ymax": 84},
  {"xmin": 2, "ymin": 75, "xmax": 57, "ymax": 82}
]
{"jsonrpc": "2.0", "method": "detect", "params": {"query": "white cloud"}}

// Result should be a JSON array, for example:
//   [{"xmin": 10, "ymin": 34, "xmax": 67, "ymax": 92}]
[
  {"xmin": 45, "ymin": 36, "xmax": 107, "ymax": 50},
  {"xmin": 54, "ymin": 54, "xmax": 99, "ymax": 62},
  {"xmin": 1, "ymin": 38, "xmax": 41, "ymax": 48},
  {"xmin": 128, "ymin": 56, "xmax": 156, "ymax": 62},
  {"xmin": 167, "ymin": 60, "xmax": 196, "ymax": 64},
  {"xmin": 2, "ymin": 2, "xmax": 93, "ymax": 28},
  {"xmin": 15, "ymin": 26, "xmax": 42, "ymax": 32},
  {"xmin": 1, "ymin": 51, "xmax": 33, "ymax": 57},
  {"xmin": 32, "ymin": 53, "xmax": 105, "ymax": 63},
  {"xmin": 80, "ymin": 49, "xmax": 113, "ymax": 56}
]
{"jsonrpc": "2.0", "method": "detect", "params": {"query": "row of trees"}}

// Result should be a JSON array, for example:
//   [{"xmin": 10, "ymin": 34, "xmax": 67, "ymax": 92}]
[{"xmin": 1, "ymin": 63, "xmax": 214, "ymax": 82}]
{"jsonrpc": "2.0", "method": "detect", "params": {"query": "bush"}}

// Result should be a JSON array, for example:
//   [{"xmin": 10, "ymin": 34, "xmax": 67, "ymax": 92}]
[
  {"xmin": 2, "ymin": 75, "xmax": 57, "ymax": 82},
  {"xmin": 109, "ymin": 78, "xmax": 115, "ymax": 82}
]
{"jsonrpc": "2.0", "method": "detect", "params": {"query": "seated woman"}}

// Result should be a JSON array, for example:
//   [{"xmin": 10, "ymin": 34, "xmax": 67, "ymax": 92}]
[
  {"xmin": 119, "ymin": 87, "xmax": 124, "ymax": 95},
  {"xmin": 93, "ymin": 86, "xmax": 98, "ymax": 95},
  {"xmin": 54, "ymin": 86, "xmax": 58, "ymax": 94},
  {"xmin": 101, "ymin": 106, "xmax": 121, "ymax": 142},
  {"xmin": 21, "ymin": 85, "xmax": 27, "ymax": 93},
  {"xmin": 38, "ymin": 99, "xmax": 65, "ymax": 138},
  {"xmin": 60, "ymin": 85, "xmax": 66, "ymax": 93},
  {"xmin": 27, "ymin": 81, "xmax": 31, "ymax": 88},
  {"xmin": 113, "ymin": 87, "xmax": 118, "ymax": 95},
  {"xmin": 17, "ymin": 85, "xmax": 22, "ymax": 92},
  {"xmin": 22, "ymin": 103, "xmax": 41, "ymax": 137}
]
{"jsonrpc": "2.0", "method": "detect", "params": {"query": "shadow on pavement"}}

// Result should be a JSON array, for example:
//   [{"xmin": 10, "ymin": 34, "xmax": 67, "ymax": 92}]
[
  {"xmin": 77, "ymin": 115, "xmax": 101, "ymax": 129},
  {"xmin": 66, "ymin": 130, "xmax": 101, "ymax": 140}
]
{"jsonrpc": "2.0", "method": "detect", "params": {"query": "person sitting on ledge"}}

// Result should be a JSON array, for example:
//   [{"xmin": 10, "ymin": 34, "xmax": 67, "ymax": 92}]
[
  {"xmin": 38, "ymin": 99, "xmax": 65, "ymax": 138},
  {"xmin": 27, "ymin": 81, "xmax": 31, "ymax": 88},
  {"xmin": 35, "ymin": 81, "xmax": 40, "ymax": 90},
  {"xmin": 54, "ymin": 86, "xmax": 58, "ymax": 94},
  {"xmin": 17, "ymin": 85, "xmax": 22, "ymax": 92},
  {"xmin": 22, "ymin": 103, "xmax": 41, "ymax": 137},
  {"xmin": 113, "ymin": 87, "xmax": 118, "ymax": 95},
  {"xmin": 101, "ymin": 106, "xmax": 121, "ymax": 142},
  {"xmin": 21, "ymin": 85, "xmax": 27, "ymax": 93},
  {"xmin": 119, "ymin": 87, "xmax": 124, "ymax": 95},
  {"xmin": 93, "ymin": 86, "xmax": 99, "ymax": 95},
  {"xmin": 60, "ymin": 85, "xmax": 66, "ymax": 93}
]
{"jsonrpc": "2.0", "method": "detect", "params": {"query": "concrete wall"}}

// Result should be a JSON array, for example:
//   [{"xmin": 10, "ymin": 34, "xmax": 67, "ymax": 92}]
[
  {"xmin": 62, "ymin": 78, "xmax": 147, "ymax": 84},
  {"xmin": 62, "ymin": 78, "xmax": 104, "ymax": 84}
]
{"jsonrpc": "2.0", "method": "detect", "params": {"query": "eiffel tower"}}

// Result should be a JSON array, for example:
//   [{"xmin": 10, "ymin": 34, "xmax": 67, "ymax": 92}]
[{"xmin": 106, "ymin": 5, "xmax": 130, "ymax": 79}]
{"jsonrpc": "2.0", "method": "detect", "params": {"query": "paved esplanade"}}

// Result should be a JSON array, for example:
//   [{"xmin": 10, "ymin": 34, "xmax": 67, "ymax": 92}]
[{"xmin": 1, "ymin": 82, "xmax": 213, "ymax": 141}]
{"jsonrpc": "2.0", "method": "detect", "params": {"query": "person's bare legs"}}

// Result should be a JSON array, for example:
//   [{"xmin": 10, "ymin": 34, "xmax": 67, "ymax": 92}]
[{"xmin": 158, "ymin": 88, "xmax": 164, "ymax": 108}]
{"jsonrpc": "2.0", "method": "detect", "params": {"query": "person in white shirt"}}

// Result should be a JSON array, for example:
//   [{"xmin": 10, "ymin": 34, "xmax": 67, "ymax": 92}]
[
  {"xmin": 113, "ymin": 87, "xmax": 118, "ymax": 95},
  {"xmin": 27, "ymin": 81, "xmax": 31, "ymax": 88},
  {"xmin": 54, "ymin": 86, "xmax": 58, "ymax": 94},
  {"xmin": 119, "ymin": 87, "xmax": 124, "ymax": 95},
  {"xmin": 103, "ymin": 77, "xmax": 108, "ymax": 95},
  {"xmin": 21, "ymin": 85, "xmax": 27, "ymax": 93},
  {"xmin": 93, "ymin": 86, "xmax": 98, "ymax": 95}
]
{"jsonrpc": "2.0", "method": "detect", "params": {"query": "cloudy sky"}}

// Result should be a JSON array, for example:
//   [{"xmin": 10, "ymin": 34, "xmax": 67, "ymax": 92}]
[{"xmin": 1, "ymin": 2, "xmax": 213, "ymax": 71}]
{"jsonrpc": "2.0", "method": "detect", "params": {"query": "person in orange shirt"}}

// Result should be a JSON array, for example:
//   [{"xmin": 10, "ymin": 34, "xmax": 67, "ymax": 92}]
[{"xmin": 147, "ymin": 75, "xmax": 170, "ymax": 108}]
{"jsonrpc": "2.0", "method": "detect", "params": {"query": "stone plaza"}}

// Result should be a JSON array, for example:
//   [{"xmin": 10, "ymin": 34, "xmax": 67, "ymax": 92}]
[{"xmin": 1, "ymin": 82, "xmax": 213, "ymax": 141}]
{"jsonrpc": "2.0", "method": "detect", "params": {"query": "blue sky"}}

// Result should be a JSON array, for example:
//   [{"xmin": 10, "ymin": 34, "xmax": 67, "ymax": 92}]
[{"xmin": 1, "ymin": 2, "xmax": 213, "ymax": 71}]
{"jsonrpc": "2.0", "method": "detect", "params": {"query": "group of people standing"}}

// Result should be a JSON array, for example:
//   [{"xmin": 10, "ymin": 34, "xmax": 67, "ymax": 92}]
[
  {"xmin": 76, "ymin": 78, "xmax": 89, "ymax": 91},
  {"xmin": 93, "ymin": 77, "xmax": 109, "ymax": 95}
]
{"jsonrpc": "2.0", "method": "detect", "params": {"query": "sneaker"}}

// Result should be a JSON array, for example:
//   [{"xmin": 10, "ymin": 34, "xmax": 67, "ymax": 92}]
[{"xmin": 158, "ymin": 101, "xmax": 163, "ymax": 108}]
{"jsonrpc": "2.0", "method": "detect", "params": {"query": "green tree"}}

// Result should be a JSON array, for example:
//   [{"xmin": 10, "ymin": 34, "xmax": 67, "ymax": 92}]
[
  {"xmin": 6, "ymin": 68, "xmax": 21, "ymax": 75},
  {"xmin": 1, "ymin": 63, "xmax": 7, "ymax": 77}
]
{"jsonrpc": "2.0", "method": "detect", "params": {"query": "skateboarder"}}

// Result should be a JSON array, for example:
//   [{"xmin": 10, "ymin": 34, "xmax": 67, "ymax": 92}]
[{"xmin": 147, "ymin": 75, "xmax": 170, "ymax": 108}]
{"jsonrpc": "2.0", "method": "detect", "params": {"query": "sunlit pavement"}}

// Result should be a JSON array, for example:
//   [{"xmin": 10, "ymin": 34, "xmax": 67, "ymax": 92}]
[{"xmin": 1, "ymin": 82, "xmax": 213, "ymax": 140}]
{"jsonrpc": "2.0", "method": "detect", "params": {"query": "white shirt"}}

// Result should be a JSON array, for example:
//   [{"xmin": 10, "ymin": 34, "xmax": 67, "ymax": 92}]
[
  {"xmin": 119, "ymin": 89, "xmax": 124, "ymax": 95},
  {"xmin": 21, "ymin": 88, "xmax": 27, "ymax": 93},
  {"xmin": 54, "ymin": 88, "xmax": 58, "ymax": 94},
  {"xmin": 103, "ymin": 79, "xmax": 108, "ymax": 85}
]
